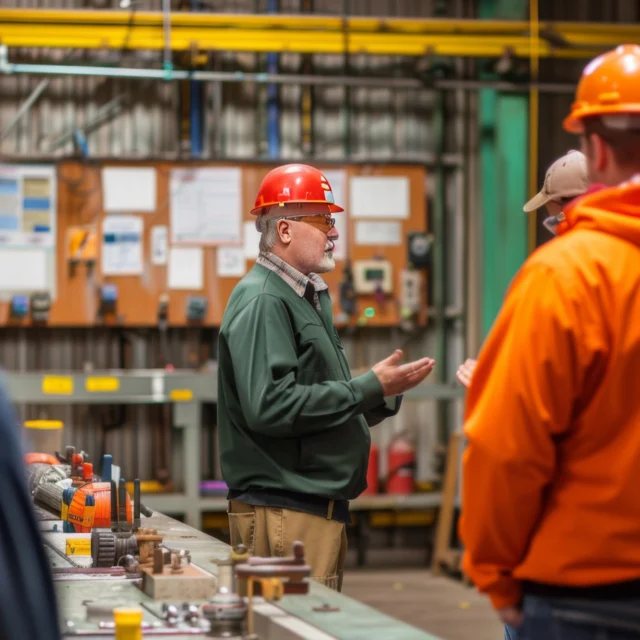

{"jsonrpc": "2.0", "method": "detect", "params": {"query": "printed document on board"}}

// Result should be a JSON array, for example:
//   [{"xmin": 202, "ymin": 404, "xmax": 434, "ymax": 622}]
[
  {"xmin": 170, "ymin": 167, "xmax": 242, "ymax": 245},
  {"xmin": 102, "ymin": 215, "xmax": 143, "ymax": 276},
  {"xmin": 350, "ymin": 175, "xmax": 409, "ymax": 219},
  {"xmin": 168, "ymin": 247, "xmax": 203, "ymax": 290},
  {"xmin": 102, "ymin": 167, "xmax": 156, "ymax": 212},
  {"xmin": 151, "ymin": 225, "xmax": 168, "ymax": 265}
]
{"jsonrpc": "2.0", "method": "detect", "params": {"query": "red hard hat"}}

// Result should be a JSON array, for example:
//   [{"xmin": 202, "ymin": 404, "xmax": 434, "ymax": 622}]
[{"xmin": 250, "ymin": 164, "xmax": 344, "ymax": 216}]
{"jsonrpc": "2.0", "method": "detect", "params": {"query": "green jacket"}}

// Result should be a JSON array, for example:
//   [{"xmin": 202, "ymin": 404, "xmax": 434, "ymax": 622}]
[{"xmin": 217, "ymin": 263, "xmax": 399, "ymax": 500}]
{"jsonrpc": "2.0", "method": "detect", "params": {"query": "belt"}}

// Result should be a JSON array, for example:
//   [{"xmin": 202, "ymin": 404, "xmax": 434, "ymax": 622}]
[{"xmin": 227, "ymin": 488, "xmax": 351, "ymax": 524}]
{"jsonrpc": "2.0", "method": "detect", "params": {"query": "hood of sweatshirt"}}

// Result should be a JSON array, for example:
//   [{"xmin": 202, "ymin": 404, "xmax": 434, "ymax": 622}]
[{"xmin": 559, "ymin": 177, "xmax": 640, "ymax": 246}]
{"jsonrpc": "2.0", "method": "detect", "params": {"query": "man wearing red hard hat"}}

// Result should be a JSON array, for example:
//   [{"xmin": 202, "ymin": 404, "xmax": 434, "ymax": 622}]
[
  {"xmin": 459, "ymin": 44, "xmax": 640, "ymax": 639},
  {"xmin": 217, "ymin": 164, "xmax": 434, "ymax": 590}
]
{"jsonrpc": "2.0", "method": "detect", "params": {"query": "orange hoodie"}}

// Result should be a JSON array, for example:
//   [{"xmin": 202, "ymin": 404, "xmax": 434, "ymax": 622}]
[{"xmin": 460, "ymin": 179, "xmax": 640, "ymax": 611}]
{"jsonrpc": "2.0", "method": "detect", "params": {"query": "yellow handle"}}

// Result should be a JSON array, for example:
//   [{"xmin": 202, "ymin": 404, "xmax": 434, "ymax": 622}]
[
  {"xmin": 260, "ymin": 577, "xmax": 284, "ymax": 601},
  {"xmin": 114, "ymin": 607, "xmax": 143, "ymax": 640},
  {"xmin": 65, "ymin": 538, "xmax": 91, "ymax": 556}
]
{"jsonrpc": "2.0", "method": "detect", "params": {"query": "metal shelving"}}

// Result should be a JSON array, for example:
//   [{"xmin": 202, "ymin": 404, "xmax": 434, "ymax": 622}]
[{"xmin": 8, "ymin": 368, "xmax": 448, "ymax": 526}]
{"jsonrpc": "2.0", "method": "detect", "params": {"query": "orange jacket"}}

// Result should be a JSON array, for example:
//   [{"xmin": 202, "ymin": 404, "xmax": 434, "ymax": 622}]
[{"xmin": 460, "ymin": 179, "xmax": 640, "ymax": 611}]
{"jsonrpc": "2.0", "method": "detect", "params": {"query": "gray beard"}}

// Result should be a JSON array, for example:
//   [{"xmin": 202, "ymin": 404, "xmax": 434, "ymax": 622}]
[{"xmin": 314, "ymin": 251, "xmax": 336, "ymax": 273}]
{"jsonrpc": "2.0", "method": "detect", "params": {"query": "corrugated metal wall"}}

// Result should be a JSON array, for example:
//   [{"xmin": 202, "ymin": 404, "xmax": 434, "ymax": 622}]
[
  {"xmin": 1, "ymin": 74, "xmax": 180, "ymax": 157},
  {"xmin": 0, "ymin": 0, "xmax": 467, "ymax": 487},
  {"xmin": 208, "ymin": 54, "xmax": 438, "ymax": 162},
  {"xmin": 4, "ymin": 328, "xmax": 217, "ymax": 485},
  {"xmin": 0, "ymin": 0, "xmax": 448, "ymax": 161}
]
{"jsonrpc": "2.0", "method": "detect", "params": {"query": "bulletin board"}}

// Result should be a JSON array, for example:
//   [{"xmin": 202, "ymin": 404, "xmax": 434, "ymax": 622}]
[
  {"xmin": 0, "ymin": 160, "xmax": 428, "ymax": 328},
  {"xmin": 0, "ymin": 164, "xmax": 58, "ymax": 298}
]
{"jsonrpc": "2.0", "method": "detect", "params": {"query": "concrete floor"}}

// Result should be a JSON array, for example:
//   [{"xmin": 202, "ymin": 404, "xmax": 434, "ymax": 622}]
[{"xmin": 342, "ymin": 569, "xmax": 504, "ymax": 640}]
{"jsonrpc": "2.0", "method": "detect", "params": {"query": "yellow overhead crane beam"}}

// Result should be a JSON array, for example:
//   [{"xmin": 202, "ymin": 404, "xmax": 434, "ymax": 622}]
[{"xmin": 0, "ymin": 9, "xmax": 635, "ymax": 58}]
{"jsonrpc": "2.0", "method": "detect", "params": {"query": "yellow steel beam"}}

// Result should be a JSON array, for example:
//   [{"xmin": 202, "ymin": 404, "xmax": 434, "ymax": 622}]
[{"xmin": 0, "ymin": 9, "xmax": 636, "ymax": 58}]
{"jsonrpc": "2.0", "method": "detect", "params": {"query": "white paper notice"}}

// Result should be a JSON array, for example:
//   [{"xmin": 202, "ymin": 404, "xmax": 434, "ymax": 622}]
[
  {"xmin": 321, "ymin": 169, "xmax": 348, "ymax": 260},
  {"xmin": 151, "ymin": 225, "xmax": 168, "ymax": 265},
  {"xmin": 355, "ymin": 220, "xmax": 402, "ymax": 246},
  {"xmin": 217, "ymin": 247, "xmax": 246, "ymax": 277},
  {"xmin": 0, "ymin": 163, "xmax": 57, "ymax": 249},
  {"xmin": 102, "ymin": 167, "xmax": 156, "ymax": 212},
  {"xmin": 243, "ymin": 221, "xmax": 261, "ymax": 260},
  {"xmin": 350, "ymin": 176, "xmax": 410, "ymax": 219},
  {"xmin": 0, "ymin": 248, "xmax": 47, "ymax": 291},
  {"xmin": 102, "ymin": 215, "xmax": 143, "ymax": 276},
  {"xmin": 168, "ymin": 247, "xmax": 203, "ymax": 290},
  {"xmin": 170, "ymin": 167, "xmax": 242, "ymax": 245}
]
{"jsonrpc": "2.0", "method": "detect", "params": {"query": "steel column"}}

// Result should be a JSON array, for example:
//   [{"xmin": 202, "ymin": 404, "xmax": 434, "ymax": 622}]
[
  {"xmin": 479, "ymin": 0, "xmax": 529, "ymax": 339},
  {"xmin": 173, "ymin": 401, "xmax": 202, "ymax": 528}
]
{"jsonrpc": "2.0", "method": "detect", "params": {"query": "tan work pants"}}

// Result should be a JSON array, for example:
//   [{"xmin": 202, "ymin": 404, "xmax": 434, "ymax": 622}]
[{"xmin": 228, "ymin": 499, "xmax": 348, "ymax": 591}]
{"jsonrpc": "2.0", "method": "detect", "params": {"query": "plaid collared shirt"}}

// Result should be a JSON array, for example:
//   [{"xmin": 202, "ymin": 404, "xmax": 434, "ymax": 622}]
[{"xmin": 256, "ymin": 252, "xmax": 328, "ymax": 312}]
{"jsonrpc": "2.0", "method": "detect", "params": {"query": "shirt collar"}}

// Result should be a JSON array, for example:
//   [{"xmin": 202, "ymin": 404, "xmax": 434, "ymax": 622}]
[{"xmin": 256, "ymin": 252, "xmax": 328, "ymax": 298}]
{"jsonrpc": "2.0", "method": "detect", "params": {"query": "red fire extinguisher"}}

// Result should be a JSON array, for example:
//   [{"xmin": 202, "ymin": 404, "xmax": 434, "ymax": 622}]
[
  {"xmin": 386, "ymin": 435, "xmax": 416, "ymax": 495},
  {"xmin": 362, "ymin": 443, "xmax": 379, "ymax": 496}
]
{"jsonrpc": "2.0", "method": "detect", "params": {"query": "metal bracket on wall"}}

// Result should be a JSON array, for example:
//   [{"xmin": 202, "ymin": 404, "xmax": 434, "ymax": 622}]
[{"xmin": 46, "ymin": 94, "xmax": 128, "ymax": 152}]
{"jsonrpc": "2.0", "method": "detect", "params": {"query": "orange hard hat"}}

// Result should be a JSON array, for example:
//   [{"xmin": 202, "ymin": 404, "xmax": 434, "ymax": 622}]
[
  {"xmin": 564, "ymin": 44, "xmax": 640, "ymax": 134},
  {"xmin": 250, "ymin": 164, "xmax": 344, "ymax": 216},
  {"xmin": 24, "ymin": 452, "xmax": 59, "ymax": 465}
]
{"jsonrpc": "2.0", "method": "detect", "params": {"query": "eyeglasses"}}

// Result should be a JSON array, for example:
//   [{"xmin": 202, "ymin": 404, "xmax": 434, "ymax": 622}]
[{"xmin": 281, "ymin": 214, "xmax": 336, "ymax": 234}]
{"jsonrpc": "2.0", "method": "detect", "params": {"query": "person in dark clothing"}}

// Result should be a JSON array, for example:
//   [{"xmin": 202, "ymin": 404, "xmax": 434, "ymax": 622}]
[{"xmin": 0, "ymin": 378, "xmax": 60, "ymax": 640}]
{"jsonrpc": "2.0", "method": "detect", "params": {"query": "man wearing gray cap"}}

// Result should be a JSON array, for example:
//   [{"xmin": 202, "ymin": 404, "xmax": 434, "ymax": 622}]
[
  {"xmin": 523, "ymin": 149, "xmax": 590, "ymax": 235},
  {"xmin": 455, "ymin": 149, "xmax": 590, "ymax": 389}
]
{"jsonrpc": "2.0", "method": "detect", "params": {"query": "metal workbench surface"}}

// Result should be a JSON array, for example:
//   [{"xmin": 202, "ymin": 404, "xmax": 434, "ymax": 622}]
[{"xmin": 42, "ymin": 509, "xmax": 439, "ymax": 640}]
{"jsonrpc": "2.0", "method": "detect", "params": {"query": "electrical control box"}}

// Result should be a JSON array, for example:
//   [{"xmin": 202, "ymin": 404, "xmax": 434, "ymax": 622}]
[
  {"xmin": 400, "ymin": 269, "xmax": 422, "ymax": 315},
  {"xmin": 339, "ymin": 266, "xmax": 356, "ymax": 316},
  {"xmin": 186, "ymin": 296, "xmax": 208, "ymax": 322},
  {"xmin": 352, "ymin": 260, "xmax": 393, "ymax": 295},
  {"xmin": 407, "ymin": 232, "xmax": 432, "ymax": 269},
  {"xmin": 158, "ymin": 294, "xmax": 169, "ymax": 327},
  {"xmin": 30, "ymin": 292, "xmax": 51, "ymax": 323},
  {"xmin": 11, "ymin": 295, "xmax": 29, "ymax": 319},
  {"xmin": 99, "ymin": 284, "xmax": 118, "ymax": 317},
  {"xmin": 101, "ymin": 284, "xmax": 118, "ymax": 303}
]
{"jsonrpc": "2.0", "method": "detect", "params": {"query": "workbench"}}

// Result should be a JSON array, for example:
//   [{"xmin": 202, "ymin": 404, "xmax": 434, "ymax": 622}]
[{"xmin": 40, "ymin": 507, "xmax": 441, "ymax": 639}]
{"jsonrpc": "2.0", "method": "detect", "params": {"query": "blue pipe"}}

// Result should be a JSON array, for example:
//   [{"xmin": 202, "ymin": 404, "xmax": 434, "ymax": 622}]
[
  {"xmin": 189, "ymin": 79, "xmax": 203, "ymax": 156},
  {"xmin": 189, "ymin": 0, "xmax": 203, "ymax": 157},
  {"xmin": 267, "ymin": 0, "xmax": 280, "ymax": 158}
]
